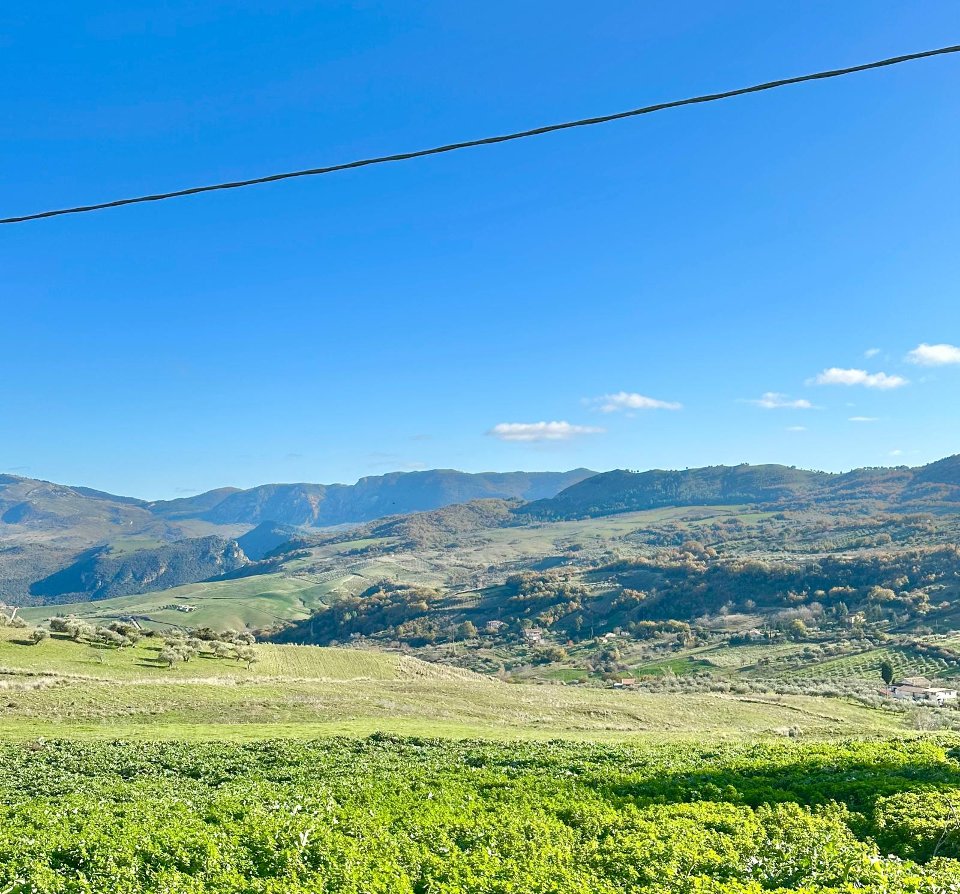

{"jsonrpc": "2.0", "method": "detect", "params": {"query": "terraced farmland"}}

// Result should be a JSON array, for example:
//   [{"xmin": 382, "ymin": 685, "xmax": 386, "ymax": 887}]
[
  {"xmin": 696, "ymin": 642, "xmax": 808, "ymax": 668},
  {"xmin": 784, "ymin": 646, "xmax": 960, "ymax": 683}
]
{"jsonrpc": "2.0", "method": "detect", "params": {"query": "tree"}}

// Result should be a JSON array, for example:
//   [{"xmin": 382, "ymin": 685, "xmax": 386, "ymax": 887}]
[
  {"xmin": 880, "ymin": 659, "xmax": 895, "ymax": 685},
  {"xmin": 786, "ymin": 619, "xmax": 808, "ymax": 641},
  {"xmin": 455, "ymin": 621, "xmax": 477, "ymax": 640},
  {"xmin": 235, "ymin": 645, "xmax": 258, "ymax": 669},
  {"xmin": 30, "ymin": 628, "xmax": 50, "ymax": 644}
]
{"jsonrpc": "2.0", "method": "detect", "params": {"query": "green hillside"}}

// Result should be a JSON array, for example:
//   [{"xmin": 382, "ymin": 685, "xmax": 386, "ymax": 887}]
[
  {"xmin": 18, "ymin": 573, "xmax": 332, "ymax": 631},
  {"xmin": 0, "ymin": 626, "xmax": 910, "ymax": 741}
]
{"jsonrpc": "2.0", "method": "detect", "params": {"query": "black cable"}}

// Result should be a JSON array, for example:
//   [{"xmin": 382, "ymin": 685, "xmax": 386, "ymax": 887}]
[{"xmin": 3, "ymin": 43, "xmax": 958, "ymax": 225}]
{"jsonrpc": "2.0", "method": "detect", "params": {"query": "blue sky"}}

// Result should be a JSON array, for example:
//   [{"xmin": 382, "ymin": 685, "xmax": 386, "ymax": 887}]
[{"xmin": 2, "ymin": 1, "xmax": 959, "ymax": 499}]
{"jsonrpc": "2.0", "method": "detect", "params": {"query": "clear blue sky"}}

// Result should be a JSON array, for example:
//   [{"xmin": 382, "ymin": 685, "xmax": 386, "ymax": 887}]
[{"xmin": 2, "ymin": 1, "xmax": 958, "ymax": 500}]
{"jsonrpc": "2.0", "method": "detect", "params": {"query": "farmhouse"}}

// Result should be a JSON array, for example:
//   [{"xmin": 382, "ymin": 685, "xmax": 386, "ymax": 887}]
[{"xmin": 882, "ymin": 676, "xmax": 958, "ymax": 707}]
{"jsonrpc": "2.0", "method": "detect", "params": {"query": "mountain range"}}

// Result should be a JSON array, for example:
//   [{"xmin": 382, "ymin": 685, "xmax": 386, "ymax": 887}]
[
  {"xmin": 519, "ymin": 455, "xmax": 960, "ymax": 520},
  {"xmin": 0, "ymin": 469, "xmax": 593, "ymax": 603},
  {"xmin": 3, "ymin": 456, "xmax": 959, "ymax": 606},
  {"xmin": 1, "ymin": 468, "xmax": 594, "ymax": 533}
]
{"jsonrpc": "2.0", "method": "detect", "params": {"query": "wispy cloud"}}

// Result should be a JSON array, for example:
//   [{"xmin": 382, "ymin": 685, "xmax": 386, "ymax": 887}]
[
  {"xmin": 587, "ymin": 392, "xmax": 682, "ymax": 413},
  {"xmin": 488, "ymin": 421, "xmax": 604, "ymax": 442},
  {"xmin": 808, "ymin": 368, "xmax": 908, "ymax": 389},
  {"xmin": 905, "ymin": 342, "xmax": 960, "ymax": 366},
  {"xmin": 365, "ymin": 451, "xmax": 428, "ymax": 470},
  {"xmin": 745, "ymin": 392, "xmax": 814, "ymax": 410},
  {"xmin": 849, "ymin": 416, "xmax": 879, "ymax": 423},
  {"xmin": 786, "ymin": 425, "xmax": 807, "ymax": 432},
  {"xmin": 864, "ymin": 347, "xmax": 881, "ymax": 358},
  {"xmin": 889, "ymin": 449, "xmax": 904, "ymax": 457}
]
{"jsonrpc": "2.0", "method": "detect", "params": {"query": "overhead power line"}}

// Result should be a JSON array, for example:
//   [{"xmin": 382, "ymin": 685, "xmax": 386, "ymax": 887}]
[{"xmin": 3, "ymin": 43, "xmax": 958, "ymax": 225}]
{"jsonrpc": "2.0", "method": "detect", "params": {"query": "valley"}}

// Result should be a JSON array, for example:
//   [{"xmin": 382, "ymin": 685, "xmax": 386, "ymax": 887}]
[{"xmin": 2, "ymin": 458, "xmax": 959, "ymax": 745}]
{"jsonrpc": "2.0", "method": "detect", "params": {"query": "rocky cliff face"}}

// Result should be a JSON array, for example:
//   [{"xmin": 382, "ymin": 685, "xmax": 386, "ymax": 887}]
[{"xmin": 28, "ymin": 536, "xmax": 249, "ymax": 603}]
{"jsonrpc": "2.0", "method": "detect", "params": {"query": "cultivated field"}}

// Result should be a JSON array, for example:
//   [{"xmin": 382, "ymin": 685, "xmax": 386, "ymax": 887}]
[{"xmin": 2, "ymin": 736, "xmax": 958, "ymax": 892}]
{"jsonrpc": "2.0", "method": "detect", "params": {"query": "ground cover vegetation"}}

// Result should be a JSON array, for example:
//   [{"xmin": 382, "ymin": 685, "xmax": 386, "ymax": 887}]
[{"xmin": 1, "ymin": 736, "xmax": 960, "ymax": 893}]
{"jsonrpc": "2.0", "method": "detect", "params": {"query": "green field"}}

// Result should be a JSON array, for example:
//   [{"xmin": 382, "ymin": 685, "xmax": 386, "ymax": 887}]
[
  {"xmin": 18, "ymin": 573, "xmax": 333, "ymax": 631},
  {"xmin": 1, "ymin": 736, "xmax": 958, "ymax": 892}
]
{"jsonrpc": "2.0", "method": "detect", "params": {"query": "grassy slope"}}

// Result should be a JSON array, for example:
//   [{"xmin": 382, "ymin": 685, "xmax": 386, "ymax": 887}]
[
  {"xmin": 0, "ymin": 628, "xmax": 911, "ymax": 742},
  {"xmin": 18, "ymin": 573, "xmax": 332, "ymax": 631}
]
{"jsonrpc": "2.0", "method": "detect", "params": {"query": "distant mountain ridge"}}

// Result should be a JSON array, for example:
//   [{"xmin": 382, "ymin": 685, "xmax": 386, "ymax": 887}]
[
  {"xmin": 0, "ymin": 468, "xmax": 595, "ymax": 603},
  {"xmin": 1, "ymin": 468, "xmax": 596, "ymax": 533},
  {"xmin": 177, "ymin": 470, "xmax": 596, "ymax": 527},
  {"xmin": 519, "ymin": 456, "xmax": 960, "ymax": 520}
]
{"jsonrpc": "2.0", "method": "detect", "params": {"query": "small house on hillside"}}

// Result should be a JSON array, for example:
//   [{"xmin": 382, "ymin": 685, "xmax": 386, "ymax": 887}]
[
  {"xmin": 522, "ymin": 627, "xmax": 544, "ymax": 644},
  {"xmin": 882, "ymin": 676, "xmax": 958, "ymax": 707}
]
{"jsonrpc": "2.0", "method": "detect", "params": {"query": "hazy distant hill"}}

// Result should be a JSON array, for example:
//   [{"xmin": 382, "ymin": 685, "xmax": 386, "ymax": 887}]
[
  {"xmin": 1, "ymin": 468, "xmax": 594, "ymax": 537},
  {"xmin": 0, "ymin": 468, "xmax": 594, "ymax": 602},
  {"xmin": 168, "ymin": 469, "xmax": 596, "ymax": 527},
  {"xmin": 518, "ymin": 457, "xmax": 960, "ymax": 520},
  {"xmin": 517, "ymin": 464, "xmax": 834, "ymax": 519},
  {"xmin": 0, "ymin": 474, "xmax": 153, "ymax": 535}
]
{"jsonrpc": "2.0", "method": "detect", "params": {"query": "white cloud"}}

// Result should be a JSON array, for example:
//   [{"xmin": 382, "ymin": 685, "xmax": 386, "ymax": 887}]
[
  {"xmin": 905, "ymin": 343, "xmax": 960, "ymax": 366},
  {"xmin": 786, "ymin": 425, "xmax": 807, "ymax": 432},
  {"xmin": 808, "ymin": 368, "xmax": 908, "ymax": 389},
  {"xmin": 487, "ymin": 421, "xmax": 604, "ymax": 442},
  {"xmin": 864, "ymin": 347, "xmax": 881, "ymax": 358},
  {"xmin": 889, "ymin": 449, "xmax": 903, "ymax": 457},
  {"xmin": 849, "ymin": 416, "xmax": 879, "ymax": 423},
  {"xmin": 588, "ymin": 391, "xmax": 682, "ymax": 413},
  {"xmin": 746, "ymin": 392, "xmax": 814, "ymax": 410}
]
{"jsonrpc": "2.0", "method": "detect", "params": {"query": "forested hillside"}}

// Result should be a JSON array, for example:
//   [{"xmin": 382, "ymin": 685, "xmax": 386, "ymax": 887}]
[{"xmin": 521, "ymin": 456, "xmax": 960, "ymax": 519}]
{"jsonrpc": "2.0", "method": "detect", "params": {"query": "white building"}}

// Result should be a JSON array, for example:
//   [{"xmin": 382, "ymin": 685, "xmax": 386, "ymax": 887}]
[{"xmin": 882, "ymin": 676, "xmax": 958, "ymax": 707}]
